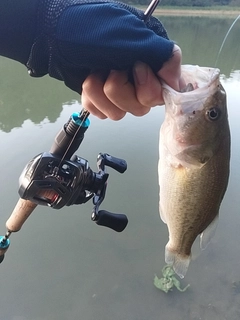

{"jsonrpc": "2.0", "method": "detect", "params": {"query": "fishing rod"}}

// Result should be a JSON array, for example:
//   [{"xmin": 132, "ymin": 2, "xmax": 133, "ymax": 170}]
[
  {"xmin": 143, "ymin": 0, "xmax": 160, "ymax": 22},
  {"xmin": 0, "ymin": 0, "xmax": 161, "ymax": 263},
  {"xmin": 0, "ymin": 109, "xmax": 128, "ymax": 263}
]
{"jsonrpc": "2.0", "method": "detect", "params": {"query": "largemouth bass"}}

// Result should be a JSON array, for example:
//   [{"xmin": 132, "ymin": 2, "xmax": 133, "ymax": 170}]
[{"xmin": 158, "ymin": 65, "xmax": 230, "ymax": 278}]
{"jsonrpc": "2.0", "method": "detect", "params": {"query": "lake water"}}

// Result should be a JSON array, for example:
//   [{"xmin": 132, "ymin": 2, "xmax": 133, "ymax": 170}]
[{"xmin": 0, "ymin": 14, "xmax": 240, "ymax": 320}]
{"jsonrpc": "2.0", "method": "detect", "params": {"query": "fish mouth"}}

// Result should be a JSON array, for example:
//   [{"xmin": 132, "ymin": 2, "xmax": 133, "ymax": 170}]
[
  {"xmin": 162, "ymin": 65, "xmax": 220, "ymax": 113},
  {"xmin": 178, "ymin": 65, "xmax": 220, "ymax": 91},
  {"xmin": 180, "ymin": 82, "xmax": 196, "ymax": 92}
]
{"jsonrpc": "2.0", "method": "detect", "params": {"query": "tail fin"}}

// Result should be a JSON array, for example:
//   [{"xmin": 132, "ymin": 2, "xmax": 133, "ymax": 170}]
[{"xmin": 165, "ymin": 244, "xmax": 191, "ymax": 279}]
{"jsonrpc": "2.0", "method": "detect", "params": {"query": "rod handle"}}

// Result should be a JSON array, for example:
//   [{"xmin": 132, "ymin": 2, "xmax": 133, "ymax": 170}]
[{"xmin": 6, "ymin": 199, "xmax": 37, "ymax": 232}]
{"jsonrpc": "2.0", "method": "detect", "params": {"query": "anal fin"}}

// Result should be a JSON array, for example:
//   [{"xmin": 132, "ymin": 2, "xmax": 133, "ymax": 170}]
[
  {"xmin": 200, "ymin": 215, "xmax": 219, "ymax": 250},
  {"xmin": 159, "ymin": 203, "xmax": 167, "ymax": 224}
]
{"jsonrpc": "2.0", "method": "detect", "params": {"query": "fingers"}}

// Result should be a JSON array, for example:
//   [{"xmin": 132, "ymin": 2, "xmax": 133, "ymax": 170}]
[
  {"xmin": 81, "ymin": 63, "xmax": 164, "ymax": 120},
  {"xmin": 81, "ymin": 73, "xmax": 126, "ymax": 120},
  {"xmin": 103, "ymin": 70, "xmax": 150, "ymax": 117},
  {"xmin": 157, "ymin": 44, "xmax": 185, "ymax": 91}
]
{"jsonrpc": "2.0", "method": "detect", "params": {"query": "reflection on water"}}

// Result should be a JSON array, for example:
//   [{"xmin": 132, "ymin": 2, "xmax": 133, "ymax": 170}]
[
  {"xmin": 0, "ymin": 58, "xmax": 79, "ymax": 132},
  {"xmin": 0, "ymin": 16, "xmax": 240, "ymax": 320}
]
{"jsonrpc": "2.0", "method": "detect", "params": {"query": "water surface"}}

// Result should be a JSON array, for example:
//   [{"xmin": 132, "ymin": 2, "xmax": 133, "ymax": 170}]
[{"xmin": 0, "ymin": 15, "xmax": 240, "ymax": 320}]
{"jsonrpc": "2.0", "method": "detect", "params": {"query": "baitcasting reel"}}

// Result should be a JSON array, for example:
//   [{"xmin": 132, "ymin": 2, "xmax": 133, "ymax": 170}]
[
  {"xmin": 19, "ymin": 151, "xmax": 128, "ymax": 230},
  {"xmin": 0, "ymin": 109, "xmax": 128, "ymax": 263}
]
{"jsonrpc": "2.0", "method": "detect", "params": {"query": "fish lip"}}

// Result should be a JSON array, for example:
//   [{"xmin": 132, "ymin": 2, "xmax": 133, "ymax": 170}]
[{"xmin": 161, "ymin": 65, "xmax": 220, "ymax": 116}]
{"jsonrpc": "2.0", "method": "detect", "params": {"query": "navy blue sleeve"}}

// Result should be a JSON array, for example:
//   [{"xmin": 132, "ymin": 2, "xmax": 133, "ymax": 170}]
[
  {"xmin": 0, "ymin": 0, "xmax": 173, "ymax": 93},
  {"xmin": 26, "ymin": 0, "xmax": 174, "ymax": 92},
  {"xmin": 56, "ymin": 4, "xmax": 173, "ymax": 73}
]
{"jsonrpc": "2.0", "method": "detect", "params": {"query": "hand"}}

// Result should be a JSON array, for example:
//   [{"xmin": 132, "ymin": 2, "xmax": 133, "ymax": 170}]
[
  {"xmin": 81, "ymin": 62, "xmax": 164, "ymax": 120},
  {"xmin": 81, "ymin": 45, "xmax": 184, "ymax": 120}
]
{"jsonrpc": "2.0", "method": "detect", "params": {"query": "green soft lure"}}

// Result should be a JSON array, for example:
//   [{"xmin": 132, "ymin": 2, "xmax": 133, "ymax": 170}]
[{"xmin": 154, "ymin": 265, "xmax": 190, "ymax": 293}]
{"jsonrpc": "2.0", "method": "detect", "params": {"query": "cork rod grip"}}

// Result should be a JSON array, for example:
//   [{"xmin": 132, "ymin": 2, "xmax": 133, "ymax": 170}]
[{"xmin": 6, "ymin": 199, "xmax": 37, "ymax": 232}]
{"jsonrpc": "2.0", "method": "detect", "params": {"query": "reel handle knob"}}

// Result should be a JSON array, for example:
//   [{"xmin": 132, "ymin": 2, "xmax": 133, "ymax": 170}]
[
  {"xmin": 98, "ymin": 154, "xmax": 127, "ymax": 174},
  {"xmin": 92, "ymin": 210, "xmax": 128, "ymax": 232}
]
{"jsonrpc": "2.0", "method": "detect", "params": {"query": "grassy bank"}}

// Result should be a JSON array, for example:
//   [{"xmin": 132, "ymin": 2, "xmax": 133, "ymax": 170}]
[{"xmin": 137, "ymin": 5, "xmax": 240, "ymax": 17}]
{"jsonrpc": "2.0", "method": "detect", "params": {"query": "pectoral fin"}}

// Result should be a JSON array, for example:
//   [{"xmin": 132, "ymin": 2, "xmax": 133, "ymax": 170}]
[{"xmin": 176, "ymin": 146, "xmax": 213, "ymax": 169}]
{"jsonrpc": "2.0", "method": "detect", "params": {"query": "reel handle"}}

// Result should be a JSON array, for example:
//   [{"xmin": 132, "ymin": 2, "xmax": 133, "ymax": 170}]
[
  {"xmin": 92, "ymin": 210, "xmax": 128, "ymax": 232},
  {"xmin": 97, "ymin": 153, "xmax": 127, "ymax": 174}
]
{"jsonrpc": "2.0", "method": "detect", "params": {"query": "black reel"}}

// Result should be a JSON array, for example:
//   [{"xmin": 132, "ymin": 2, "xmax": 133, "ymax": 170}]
[{"xmin": 18, "ymin": 111, "xmax": 128, "ymax": 232}]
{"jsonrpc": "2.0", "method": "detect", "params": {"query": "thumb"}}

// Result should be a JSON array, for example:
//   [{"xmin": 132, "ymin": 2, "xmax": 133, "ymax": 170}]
[{"xmin": 133, "ymin": 61, "xmax": 164, "ymax": 106}]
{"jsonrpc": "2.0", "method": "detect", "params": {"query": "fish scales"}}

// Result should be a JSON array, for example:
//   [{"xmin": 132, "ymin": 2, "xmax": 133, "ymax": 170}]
[{"xmin": 158, "ymin": 65, "xmax": 230, "ymax": 278}]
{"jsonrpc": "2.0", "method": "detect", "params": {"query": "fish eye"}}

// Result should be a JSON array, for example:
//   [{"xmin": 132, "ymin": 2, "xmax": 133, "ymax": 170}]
[{"xmin": 206, "ymin": 107, "xmax": 221, "ymax": 121}]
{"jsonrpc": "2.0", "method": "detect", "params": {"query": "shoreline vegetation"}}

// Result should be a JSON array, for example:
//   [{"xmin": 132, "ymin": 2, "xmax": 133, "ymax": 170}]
[{"xmin": 136, "ymin": 6, "xmax": 240, "ymax": 17}]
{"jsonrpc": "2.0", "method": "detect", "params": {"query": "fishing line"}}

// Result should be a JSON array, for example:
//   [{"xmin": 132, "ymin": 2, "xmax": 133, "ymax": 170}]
[{"xmin": 214, "ymin": 14, "xmax": 240, "ymax": 68}]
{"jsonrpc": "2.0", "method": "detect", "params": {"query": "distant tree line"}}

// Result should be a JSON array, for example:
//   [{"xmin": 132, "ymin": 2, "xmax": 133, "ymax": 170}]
[{"xmin": 120, "ymin": 0, "xmax": 240, "ymax": 7}]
